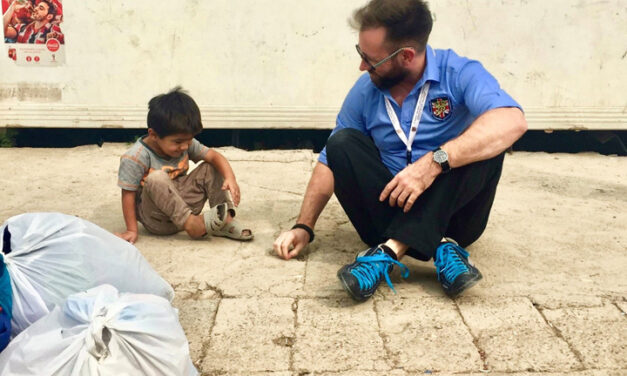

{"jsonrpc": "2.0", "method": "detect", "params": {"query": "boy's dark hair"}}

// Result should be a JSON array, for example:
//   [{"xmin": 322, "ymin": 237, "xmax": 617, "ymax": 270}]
[
  {"xmin": 147, "ymin": 86, "xmax": 203, "ymax": 137},
  {"xmin": 350, "ymin": 0, "xmax": 433, "ymax": 52}
]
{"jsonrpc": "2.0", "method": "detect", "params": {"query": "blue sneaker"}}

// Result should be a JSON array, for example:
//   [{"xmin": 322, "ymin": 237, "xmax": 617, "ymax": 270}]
[
  {"xmin": 337, "ymin": 244, "xmax": 409, "ymax": 302},
  {"xmin": 434, "ymin": 241, "xmax": 482, "ymax": 297}
]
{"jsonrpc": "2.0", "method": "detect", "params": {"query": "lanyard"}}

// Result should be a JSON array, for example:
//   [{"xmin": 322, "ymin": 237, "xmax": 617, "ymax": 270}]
[{"xmin": 383, "ymin": 82, "xmax": 430, "ymax": 165}]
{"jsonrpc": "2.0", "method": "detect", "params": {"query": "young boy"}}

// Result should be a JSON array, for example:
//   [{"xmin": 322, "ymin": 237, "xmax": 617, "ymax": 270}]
[{"xmin": 115, "ymin": 87, "xmax": 252, "ymax": 244}]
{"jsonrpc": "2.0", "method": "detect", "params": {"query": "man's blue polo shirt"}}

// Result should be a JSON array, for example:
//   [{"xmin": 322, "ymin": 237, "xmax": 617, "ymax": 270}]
[{"xmin": 318, "ymin": 45, "xmax": 522, "ymax": 175}]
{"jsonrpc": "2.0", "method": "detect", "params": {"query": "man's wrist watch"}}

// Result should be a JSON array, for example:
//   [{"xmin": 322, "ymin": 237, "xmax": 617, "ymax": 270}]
[{"xmin": 433, "ymin": 147, "xmax": 451, "ymax": 173}]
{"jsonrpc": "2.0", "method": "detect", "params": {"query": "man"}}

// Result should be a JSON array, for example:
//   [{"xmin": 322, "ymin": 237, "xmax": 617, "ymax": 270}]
[
  {"xmin": 274, "ymin": 0, "xmax": 527, "ymax": 301},
  {"xmin": 3, "ymin": 0, "xmax": 63, "ymax": 44}
]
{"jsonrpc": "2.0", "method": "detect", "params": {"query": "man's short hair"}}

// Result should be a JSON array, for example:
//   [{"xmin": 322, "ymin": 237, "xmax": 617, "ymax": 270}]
[
  {"xmin": 39, "ymin": 0, "xmax": 56, "ymax": 17},
  {"xmin": 350, "ymin": 0, "xmax": 433, "ymax": 52},
  {"xmin": 147, "ymin": 87, "xmax": 203, "ymax": 137}
]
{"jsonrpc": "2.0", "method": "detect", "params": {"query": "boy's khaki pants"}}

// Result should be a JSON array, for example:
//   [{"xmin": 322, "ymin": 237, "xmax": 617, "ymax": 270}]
[{"xmin": 136, "ymin": 163, "xmax": 234, "ymax": 235}]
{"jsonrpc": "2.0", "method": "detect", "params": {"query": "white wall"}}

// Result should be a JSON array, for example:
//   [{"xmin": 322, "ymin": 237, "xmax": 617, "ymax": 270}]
[{"xmin": 1, "ymin": 0, "xmax": 626, "ymax": 130}]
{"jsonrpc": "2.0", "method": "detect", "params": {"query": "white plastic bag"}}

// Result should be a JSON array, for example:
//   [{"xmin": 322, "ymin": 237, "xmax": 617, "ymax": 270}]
[
  {"xmin": 0, "ymin": 212, "xmax": 174, "ymax": 336},
  {"xmin": 0, "ymin": 284, "xmax": 198, "ymax": 376}
]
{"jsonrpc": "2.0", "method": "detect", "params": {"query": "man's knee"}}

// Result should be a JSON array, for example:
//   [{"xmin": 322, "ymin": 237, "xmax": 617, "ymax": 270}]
[
  {"xmin": 327, "ymin": 129, "xmax": 363, "ymax": 151},
  {"xmin": 327, "ymin": 129, "xmax": 367, "ymax": 164}
]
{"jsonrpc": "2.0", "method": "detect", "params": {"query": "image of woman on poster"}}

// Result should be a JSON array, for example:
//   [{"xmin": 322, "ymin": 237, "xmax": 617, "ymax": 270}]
[{"xmin": 3, "ymin": 0, "xmax": 63, "ymax": 44}]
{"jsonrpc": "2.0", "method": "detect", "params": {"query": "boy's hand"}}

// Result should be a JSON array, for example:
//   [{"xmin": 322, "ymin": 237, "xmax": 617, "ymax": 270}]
[
  {"xmin": 222, "ymin": 177, "xmax": 240, "ymax": 206},
  {"xmin": 115, "ymin": 230, "xmax": 138, "ymax": 244}
]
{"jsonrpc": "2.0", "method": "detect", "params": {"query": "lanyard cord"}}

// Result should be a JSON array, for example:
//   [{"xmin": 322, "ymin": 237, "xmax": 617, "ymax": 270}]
[{"xmin": 383, "ymin": 82, "xmax": 430, "ymax": 165}]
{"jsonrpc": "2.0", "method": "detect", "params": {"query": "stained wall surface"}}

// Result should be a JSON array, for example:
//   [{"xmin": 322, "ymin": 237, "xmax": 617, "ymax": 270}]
[{"xmin": 1, "ymin": 0, "xmax": 625, "ymax": 130}]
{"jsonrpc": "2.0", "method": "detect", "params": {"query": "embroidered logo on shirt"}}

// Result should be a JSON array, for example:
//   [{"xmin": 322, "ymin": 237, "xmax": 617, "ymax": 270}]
[{"xmin": 430, "ymin": 97, "xmax": 452, "ymax": 120}]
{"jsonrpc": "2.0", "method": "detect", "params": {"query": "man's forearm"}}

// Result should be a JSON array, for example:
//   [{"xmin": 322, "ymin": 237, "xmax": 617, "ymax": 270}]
[
  {"xmin": 296, "ymin": 162, "xmax": 334, "ymax": 228},
  {"xmin": 443, "ymin": 107, "xmax": 527, "ymax": 168}
]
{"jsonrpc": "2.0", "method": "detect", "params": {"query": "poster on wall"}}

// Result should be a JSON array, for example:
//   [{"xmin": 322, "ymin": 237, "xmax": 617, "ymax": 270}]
[{"xmin": 2, "ymin": 0, "xmax": 64, "ymax": 66}]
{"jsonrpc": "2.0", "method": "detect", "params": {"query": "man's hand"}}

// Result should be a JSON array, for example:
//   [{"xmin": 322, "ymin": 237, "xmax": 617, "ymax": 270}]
[
  {"xmin": 379, "ymin": 152, "xmax": 441, "ymax": 213},
  {"xmin": 115, "ymin": 230, "xmax": 138, "ymax": 244},
  {"xmin": 222, "ymin": 177, "xmax": 240, "ymax": 206},
  {"xmin": 273, "ymin": 228, "xmax": 310, "ymax": 260}
]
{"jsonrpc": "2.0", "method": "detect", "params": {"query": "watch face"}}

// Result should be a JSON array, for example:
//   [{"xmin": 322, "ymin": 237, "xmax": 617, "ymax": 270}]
[{"xmin": 434, "ymin": 149, "xmax": 448, "ymax": 163}]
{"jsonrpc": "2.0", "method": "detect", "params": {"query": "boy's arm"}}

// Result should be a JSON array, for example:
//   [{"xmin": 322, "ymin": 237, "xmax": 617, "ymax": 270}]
[
  {"xmin": 115, "ymin": 189, "xmax": 139, "ymax": 244},
  {"xmin": 203, "ymin": 149, "xmax": 240, "ymax": 206}
]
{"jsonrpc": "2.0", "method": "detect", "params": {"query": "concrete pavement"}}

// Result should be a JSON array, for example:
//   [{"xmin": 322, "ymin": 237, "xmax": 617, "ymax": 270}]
[{"xmin": 1, "ymin": 144, "xmax": 625, "ymax": 375}]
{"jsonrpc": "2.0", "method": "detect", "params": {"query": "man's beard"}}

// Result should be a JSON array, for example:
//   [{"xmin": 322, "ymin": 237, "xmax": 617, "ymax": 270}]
[{"xmin": 370, "ymin": 64, "xmax": 410, "ymax": 90}]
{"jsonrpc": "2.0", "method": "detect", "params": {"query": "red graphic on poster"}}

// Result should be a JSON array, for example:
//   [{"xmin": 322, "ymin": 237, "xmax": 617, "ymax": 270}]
[
  {"xmin": 3, "ymin": 0, "xmax": 65, "ymax": 65},
  {"xmin": 46, "ymin": 37, "xmax": 58, "ymax": 51}
]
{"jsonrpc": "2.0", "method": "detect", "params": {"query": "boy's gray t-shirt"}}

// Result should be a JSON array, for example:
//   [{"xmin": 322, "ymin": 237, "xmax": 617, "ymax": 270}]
[{"xmin": 117, "ymin": 136, "xmax": 209, "ymax": 191}]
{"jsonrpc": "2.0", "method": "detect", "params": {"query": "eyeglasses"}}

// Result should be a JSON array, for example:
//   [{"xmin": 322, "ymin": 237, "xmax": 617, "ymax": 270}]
[{"xmin": 355, "ymin": 44, "xmax": 407, "ymax": 72}]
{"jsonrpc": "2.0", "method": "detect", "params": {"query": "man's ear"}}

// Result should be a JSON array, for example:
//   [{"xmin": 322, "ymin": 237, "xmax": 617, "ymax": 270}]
[
  {"xmin": 147, "ymin": 128, "xmax": 158, "ymax": 139},
  {"xmin": 401, "ymin": 47, "xmax": 416, "ymax": 65},
  {"xmin": 45, "ymin": 14, "xmax": 54, "ymax": 22}
]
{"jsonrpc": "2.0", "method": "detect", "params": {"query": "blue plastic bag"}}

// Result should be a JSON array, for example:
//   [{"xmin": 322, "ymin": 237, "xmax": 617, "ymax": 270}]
[{"xmin": 0, "ymin": 252, "xmax": 12, "ymax": 351}]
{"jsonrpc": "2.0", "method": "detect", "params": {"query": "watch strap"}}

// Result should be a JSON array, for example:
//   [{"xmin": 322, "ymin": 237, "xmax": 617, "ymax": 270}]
[{"xmin": 434, "ymin": 147, "xmax": 451, "ymax": 173}]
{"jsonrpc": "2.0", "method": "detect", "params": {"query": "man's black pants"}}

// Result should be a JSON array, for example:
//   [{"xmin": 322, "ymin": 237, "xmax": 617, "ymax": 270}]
[{"xmin": 326, "ymin": 129, "xmax": 504, "ymax": 261}]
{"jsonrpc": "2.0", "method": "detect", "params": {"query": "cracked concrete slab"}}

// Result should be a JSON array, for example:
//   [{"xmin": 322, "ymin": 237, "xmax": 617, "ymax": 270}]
[
  {"xmin": 528, "ymin": 294, "xmax": 605, "ymax": 310},
  {"xmin": 457, "ymin": 297, "xmax": 580, "ymax": 372},
  {"xmin": 137, "ymin": 221, "xmax": 306, "ymax": 297},
  {"xmin": 301, "ymin": 217, "xmax": 367, "ymax": 298},
  {"xmin": 172, "ymin": 289, "xmax": 220, "ymax": 368},
  {"xmin": 230, "ymin": 152, "xmax": 314, "ymax": 201},
  {"xmin": 372, "ymin": 258, "xmax": 442, "ymax": 299},
  {"xmin": 470, "ymin": 372, "xmax": 627, "ymax": 376},
  {"xmin": 201, "ymin": 372, "xmax": 292, "ymax": 376},
  {"xmin": 304, "ymin": 371, "xmax": 407, "ymax": 376},
  {"xmin": 466, "ymin": 153, "xmax": 627, "ymax": 299},
  {"xmin": 376, "ymin": 296, "xmax": 482, "ymax": 372},
  {"xmin": 219, "ymin": 147, "xmax": 315, "ymax": 164},
  {"xmin": 542, "ymin": 304, "xmax": 627, "ymax": 369},
  {"xmin": 294, "ymin": 298, "xmax": 389, "ymax": 372},
  {"xmin": 202, "ymin": 298, "xmax": 295, "ymax": 373},
  {"xmin": 303, "ymin": 246, "xmax": 354, "ymax": 298},
  {"xmin": 0, "ymin": 145, "xmax": 626, "ymax": 375}
]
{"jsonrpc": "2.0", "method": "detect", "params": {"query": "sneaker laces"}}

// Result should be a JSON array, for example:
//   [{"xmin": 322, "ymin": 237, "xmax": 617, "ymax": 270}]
[
  {"xmin": 434, "ymin": 243, "xmax": 469, "ymax": 283},
  {"xmin": 351, "ymin": 251, "xmax": 409, "ymax": 294}
]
